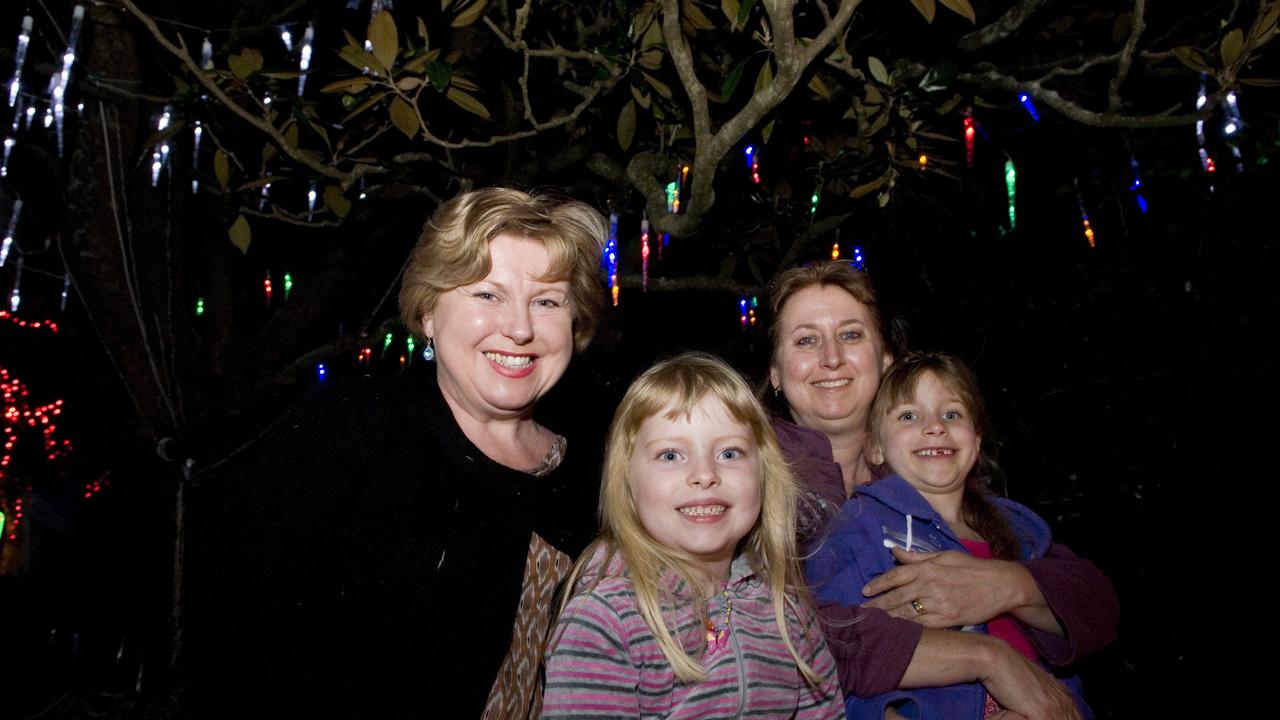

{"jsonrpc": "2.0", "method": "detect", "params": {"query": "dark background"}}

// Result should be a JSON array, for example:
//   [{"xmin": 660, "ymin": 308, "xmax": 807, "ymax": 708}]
[{"xmin": 2, "ymin": 1, "xmax": 1278, "ymax": 718}]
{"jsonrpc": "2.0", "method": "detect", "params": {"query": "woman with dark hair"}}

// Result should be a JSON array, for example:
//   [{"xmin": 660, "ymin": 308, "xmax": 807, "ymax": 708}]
[
  {"xmin": 765, "ymin": 261, "xmax": 1117, "ymax": 719},
  {"xmin": 188, "ymin": 187, "xmax": 608, "ymax": 719}
]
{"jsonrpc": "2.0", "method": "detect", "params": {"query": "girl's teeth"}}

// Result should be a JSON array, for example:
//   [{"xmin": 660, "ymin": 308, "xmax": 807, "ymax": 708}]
[
  {"xmin": 678, "ymin": 505, "xmax": 726, "ymax": 517},
  {"xmin": 915, "ymin": 449, "xmax": 954, "ymax": 456},
  {"xmin": 485, "ymin": 352, "xmax": 533, "ymax": 368}
]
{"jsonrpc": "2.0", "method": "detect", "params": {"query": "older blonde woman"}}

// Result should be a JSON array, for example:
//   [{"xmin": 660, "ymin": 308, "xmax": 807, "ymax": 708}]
[{"xmin": 189, "ymin": 188, "xmax": 608, "ymax": 719}]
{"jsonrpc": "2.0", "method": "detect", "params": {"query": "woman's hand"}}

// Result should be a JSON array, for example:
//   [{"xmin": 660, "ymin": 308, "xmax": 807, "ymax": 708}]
[
  {"xmin": 978, "ymin": 640, "xmax": 1081, "ymax": 720},
  {"xmin": 861, "ymin": 548, "xmax": 1063, "ymax": 635}
]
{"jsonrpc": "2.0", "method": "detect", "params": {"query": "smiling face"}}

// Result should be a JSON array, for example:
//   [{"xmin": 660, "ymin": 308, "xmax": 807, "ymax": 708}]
[
  {"xmin": 869, "ymin": 371, "xmax": 982, "ymax": 500},
  {"xmin": 424, "ymin": 233, "xmax": 574, "ymax": 425},
  {"xmin": 770, "ymin": 284, "xmax": 893, "ymax": 438},
  {"xmin": 628, "ymin": 395, "xmax": 763, "ymax": 583}
]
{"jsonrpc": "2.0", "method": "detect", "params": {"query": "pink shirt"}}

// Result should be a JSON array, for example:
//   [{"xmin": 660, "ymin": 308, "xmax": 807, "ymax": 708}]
[{"xmin": 958, "ymin": 538, "xmax": 1038, "ymax": 663}]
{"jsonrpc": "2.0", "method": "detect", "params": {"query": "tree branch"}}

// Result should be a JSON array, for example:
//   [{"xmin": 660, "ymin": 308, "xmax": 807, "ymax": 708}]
[{"xmin": 957, "ymin": 0, "xmax": 1052, "ymax": 53}]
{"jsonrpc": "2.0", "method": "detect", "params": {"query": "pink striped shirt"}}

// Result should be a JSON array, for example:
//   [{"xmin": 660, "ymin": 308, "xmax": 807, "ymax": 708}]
[{"xmin": 542, "ymin": 553, "xmax": 845, "ymax": 719}]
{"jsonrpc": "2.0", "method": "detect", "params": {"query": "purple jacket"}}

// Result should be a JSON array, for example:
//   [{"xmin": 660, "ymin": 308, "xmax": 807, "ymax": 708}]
[{"xmin": 774, "ymin": 418, "xmax": 1119, "ymax": 697}]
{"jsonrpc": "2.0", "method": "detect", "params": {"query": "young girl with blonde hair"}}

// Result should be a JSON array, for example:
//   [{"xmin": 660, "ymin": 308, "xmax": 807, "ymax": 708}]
[{"xmin": 542, "ymin": 352, "xmax": 843, "ymax": 718}]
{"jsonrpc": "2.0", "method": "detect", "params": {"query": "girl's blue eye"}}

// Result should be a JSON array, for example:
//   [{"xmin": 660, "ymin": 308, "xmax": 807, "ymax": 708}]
[
  {"xmin": 719, "ymin": 448, "xmax": 745, "ymax": 461},
  {"xmin": 897, "ymin": 411, "xmax": 917, "ymax": 421},
  {"xmin": 658, "ymin": 450, "xmax": 680, "ymax": 462},
  {"xmin": 944, "ymin": 410, "xmax": 963, "ymax": 420}
]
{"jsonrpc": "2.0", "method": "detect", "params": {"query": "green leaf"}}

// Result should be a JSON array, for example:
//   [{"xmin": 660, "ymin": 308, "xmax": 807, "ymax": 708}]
[
  {"xmin": 808, "ymin": 73, "xmax": 831, "ymax": 100},
  {"xmin": 320, "ymin": 77, "xmax": 374, "ymax": 94},
  {"xmin": 867, "ymin": 56, "xmax": 890, "ymax": 85},
  {"xmin": 447, "ymin": 87, "xmax": 491, "ymax": 118},
  {"xmin": 368, "ymin": 10, "xmax": 399, "ymax": 71},
  {"xmin": 762, "ymin": 118, "xmax": 775, "ymax": 144},
  {"xmin": 617, "ymin": 99, "xmax": 637, "ymax": 152},
  {"xmin": 214, "ymin": 150, "xmax": 230, "ymax": 191},
  {"xmin": 682, "ymin": 0, "xmax": 714, "ymax": 30},
  {"xmin": 228, "ymin": 215, "xmax": 251, "ymax": 253},
  {"xmin": 427, "ymin": 61, "xmax": 453, "ymax": 91},
  {"xmin": 938, "ymin": 0, "xmax": 975, "ymax": 23},
  {"xmin": 630, "ymin": 84, "xmax": 652, "ymax": 110},
  {"xmin": 754, "ymin": 58, "xmax": 774, "ymax": 94},
  {"xmin": 324, "ymin": 185, "xmax": 351, "ymax": 218},
  {"xmin": 738, "ymin": 0, "xmax": 760, "ymax": 26},
  {"xmin": 1221, "ymin": 28, "xmax": 1244, "ymax": 66},
  {"xmin": 389, "ymin": 96, "xmax": 420, "ymax": 138},
  {"xmin": 721, "ymin": 58, "xmax": 747, "ymax": 99},
  {"xmin": 1172, "ymin": 46, "xmax": 1209, "ymax": 72},
  {"xmin": 452, "ymin": 0, "xmax": 489, "ymax": 28},
  {"xmin": 910, "ymin": 0, "xmax": 936, "ymax": 24},
  {"xmin": 721, "ymin": 0, "xmax": 742, "ymax": 29},
  {"xmin": 342, "ymin": 91, "xmax": 390, "ymax": 123},
  {"xmin": 644, "ymin": 72, "xmax": 673, "ymax": 99},
  {"xmin": 227, "ymin": 48, "xmax": 263, "ymax": 79}
]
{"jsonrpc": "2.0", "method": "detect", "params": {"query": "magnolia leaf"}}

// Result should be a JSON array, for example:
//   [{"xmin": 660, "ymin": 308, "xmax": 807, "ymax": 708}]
[
  {"xmin": 1172, "ymin": 46, "xmax": 1209, "ymax": 72},
  {"xmin": 910, "ymin": 0, "xmax": 936, "ymax": 24},
  {"xmin": 369, "ymin": 10, "xmax": 399, "ymax": 70},
  {"xmin": 682, "ymin": 0, "xmax": 714, "ymax": 30},
  {"xmin": 447, "ymin": 87, "xmax": 491, "ymax": 118},
  {"xmin": 342, "ymin": 91, "xmax": 391, "ymax": 123},
  {"xmin": 321, "ymin": 77, "xmax": 374, "ymax": 94},
  {"xmin": 738, "ymin": 0, "xmax": 760, "ymax": 26},
  {"xmin": 227, "ymin": 48, "xmax": 263, "ymax": 79},
  {"xmin": 762, "ymin": 118, "xmax": 775, "ymax": 144},
  {"xmin": 236, "ymin": 177, "xmax": 274, "ymax": 192},
  {"xmin": 721, "ymin": 58, "xmax": 747, "ymax": 99},
  {"xmin": 389, "ymin": 96, "xmax": 420, "ymax": 138},
  {"xmin": 282, "ymin": 123, "xmax": 299, "ymax": 149},
  {"xmin": 867, "ymin": 56, "xmax": 890, "ymax": 85},
  {"xmin": 878, "ymin": 189, "xmax": 892, "ymax": 207},
  {"xmin": 228, "ymin": 215, "xmax": 251, "ymax": 254},
  {"xmin": 865, "ymin": 84, "xmax": 885, "ymax": 105},
  {"xmin": 262, "ymin": 143, "xmax": 277, "ymax": 163},
  {"xmin": 754, "ymin": 58, "xmax": 774, "ymax": 94},
  {"xmin": 404, "ymin": 48, "xmax": 442, "ymax": 73},
  {"xmin": 1240, "ymin": 77, "xmax": 1280, "ymax": 86},
  {"xmin": 630, "ymin": 84, "xmax": 652, "ymax": 110},
  {"xmin": 427, "ymin": 60, "xmax": 453, "ymax": 91},
  {"xmin": 638, "ymin": 18, "xmax": 665, "ymax": 69},
  {"xmin": 721, "ymin": 0, "xmax": 741, "ymax": 29},
  {"xmin": 214, "ymin": 150, "xmax": 230, "ymax": 191},
  {"xmin": 916, "ymin": 130, "xmax": 957, "ymax": 141},
  {"xmin": 397, "ymin": 77, "xmax": 424, "ymax": 91},
  {"xmin": 452, "ymin": 76, "xmax": 480, "ymax": 91},
  {"xmin": 417, "ymin": 16, "xmax": 430, "ymax": 45},
  {"xmin": 617, "ymin": 99, "xmax": 637, "ymax": 152},
  {"xmin": 1251, "ymin": 3, "xmax": 1280, "ymax": 48},
  {"xmin": 324, "ymin": 185, "xmax": 351, "ymax": 218},
  {"xmin": 1221, "ymin": 27, "xmax": 1244, "ymax": 67},
  {"xmin": 808, "ymin": 73, "xmax": 831, "ymax": 100},
  {"xmin": 644, "ymin": 72, "xmax": 673, "ymax": 99},
  {"xmin": 1112, "ymin": 12, "xmax": 1132, "ymax": 44},
  {"xmin": 938, "ymin": 0, "xmax": 976, "ymax": 23},
  {"xmin": 638, "ymin": 48, "xmax": 664, "ymax": 70},
  {"xmin": 338, "ymin": 44, "xmax": 386, "ymax": 77},
  {"xmin": 452, "ymin": 0, "xmax": 489, "ymax": 28}
]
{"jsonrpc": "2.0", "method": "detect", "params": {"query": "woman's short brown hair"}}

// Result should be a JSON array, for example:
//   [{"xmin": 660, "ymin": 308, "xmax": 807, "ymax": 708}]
[
  {"xmin": 766, "ymin": 261, "xmax": 902, "ymax": 362},
  {"xmin": 398, "ymin": 187, "xmax": 608, "ymax": 352}
]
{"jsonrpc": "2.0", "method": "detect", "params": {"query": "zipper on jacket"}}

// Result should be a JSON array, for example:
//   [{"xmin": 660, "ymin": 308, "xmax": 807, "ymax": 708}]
[{"xmin": 729, "ymin": 593, "xmax": 748, "ymax": 717}]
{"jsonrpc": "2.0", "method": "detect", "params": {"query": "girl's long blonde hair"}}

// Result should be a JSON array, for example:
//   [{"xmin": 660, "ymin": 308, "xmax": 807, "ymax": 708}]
[{"xmin": 555, "ymin": 352, "xmax": 822, "ymax": 685}]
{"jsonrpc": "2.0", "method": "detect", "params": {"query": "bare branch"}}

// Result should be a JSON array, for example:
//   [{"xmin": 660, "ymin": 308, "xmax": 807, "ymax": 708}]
[
  {"xmin": 960, "ymin": 68, "xmax": 1203, "ymax": 128},
  {"xmin": 1109, "ymin": 0, "xmax": 1148, "ymax": 111},
  {"xmin": 957, "ymin": 0, "xmax": 1053, "ymax": 53}
]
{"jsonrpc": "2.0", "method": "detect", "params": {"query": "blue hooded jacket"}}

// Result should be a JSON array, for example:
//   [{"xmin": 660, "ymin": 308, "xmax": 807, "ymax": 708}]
[{"xmin": 805, "ymin": 475, "xmax": 1094, "ymax": 720}]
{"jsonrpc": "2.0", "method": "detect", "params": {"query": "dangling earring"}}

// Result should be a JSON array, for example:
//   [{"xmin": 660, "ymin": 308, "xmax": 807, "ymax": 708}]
[
  {"xmin": 773, "ymin": 386, "xmax": 781, "ymax": 400},
  {"xmin": 422, "ymin": 337, "xmax": 435, "ymax": 362}
]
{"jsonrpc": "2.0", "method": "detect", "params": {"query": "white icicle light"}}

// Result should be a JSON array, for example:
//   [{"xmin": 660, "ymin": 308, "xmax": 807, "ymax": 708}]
[
  {"xmin": 260, "ymin": 182, "xmax": 271, "ymax": 209},
  {"xmin": 152, "ymin": 106, "xmax": 172, "ymax": 186},
  {"xmin": 280, "ymin": 29, "xmax": 293, "ymax": 52},
  {"xmin": 0, "ymin": 199, "xmax": 20, "ymax": 267},
  {"xmin": 52, "ymin": 6, "xmax": 86, "ymax": 156},
  {"xmin": 9, "ymin": 257, "xmax": 22, "ymax": 311},
  {"xmin": 307, "ymin": 182, "xmax": 317, "ymax": 219},
  {"xmin": 1, "ymin": 137, "xmax": 13, "ymax": 177},
  {"xmin": 191, "ymin": 121, "xmax": 203, "ymax": 193},
  {"xmin": 202, "ymin": 36, "xmax": 213, "ymax": 70},
  {"xmin": 61, "ymin": 272, "xmax": 71, "ymax": 311},
  {"xmin": 23, "ymin": 105, "xmax": 34, "ymax": 128},
  {"xmin": 8, "ymin": 16, "xmax": 32, "ymax": 108},
  {"xmin": 298, "ymin": 23, "xmax": 315, "ymax": 96}
]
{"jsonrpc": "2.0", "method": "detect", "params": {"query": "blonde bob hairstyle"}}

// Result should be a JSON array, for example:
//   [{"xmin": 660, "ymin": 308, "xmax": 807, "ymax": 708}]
[
  {"xmin": 558, "ymin": 352, "xmax": 822, "ymax": 686},
  {"xmin": 397, "ymin": 187, "xmax": 608, "ymax": 352}
]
